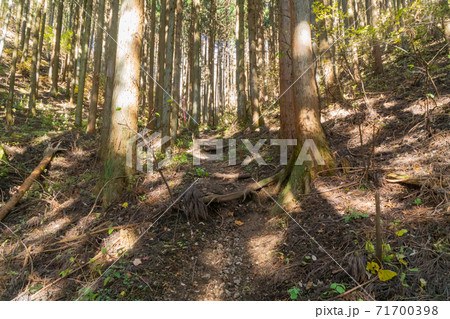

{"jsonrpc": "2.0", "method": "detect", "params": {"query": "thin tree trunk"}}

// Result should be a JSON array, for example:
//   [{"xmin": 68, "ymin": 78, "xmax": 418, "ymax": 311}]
[
  {"xmin": 207, "ymin": 0, "xmax": 216, "ymax": 127},
  {"xmin": 155, "ymin": 0, "xmax": 167, "ymax": 131},
  {"xmin": 369, "ymin": 0, "xmax": 383, "ymax": 74},
  {"xmin": 162, "ymin": 0, "xmax": 175, "ymax": 141},
  {"xmin": 103, "ymin": 0, "xmax": 144, "ymax": 205},
  {"xmin": 147, "ymin": 0, "xmax": 157, "ymax": 129},
  {"xmin": 190, "ymin": 0, "xmax": 200, "ymax": 130},
  {"xmin": 171, "ymin": 0, "xmax": 182, "ymax": 139},
  {"xmin": 248, "ymin": 0, "xmax": 261, "ymax": 129},
  {"xmin": 28, "ymin": 0, "xmax": 44, "ymax": 116},
  {"xmin": 75, "ymin": 0, "xmax": 93, "ymax": 127},
  {"xmin": 19, "ymin": 0, "xmax": 29, "ymax": 51},
  {"xmin": 0, "ymin": 0, "xmax": 13, "ymax": 57},
  {"xmin": 66, "ymin": 0, "xmax": 79, "ymax": 98},
  {"xmin": 5, "ymin": 0, "xmax": 24, "ymax": 128},
  {"xmin": 20, "ymin": 0, "xmax": 34, "ymax": 63},
  {"xmin": 49, "ymin": 0, "xmax": 64, "ymax": 96},
  {"xmin": 86, "ymin": 0, "xmax": 106, "ymax": 135},
  {"xmin": 236, "ymin": 0, "xmax": 246, "ymax": 124},
  {"xmin": 100, "ymin": 0, "xmax": 119, "ymax": 160},
  {"xmin": 35, "ymin": 0, "xmax": 46, "ymax": 94}
]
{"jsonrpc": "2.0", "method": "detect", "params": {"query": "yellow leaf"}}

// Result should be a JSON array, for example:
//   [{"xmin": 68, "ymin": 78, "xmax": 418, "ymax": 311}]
[
  {"xmin": 366, "ymin": 261, "xmax": 380, "ymax": 274},
  {"xmin": 378, "ymin": 269, "xmax": 398, "ymax": 281},
  {"xmin": 419, "ymin": 278, "xmax": 427, "ymax": 287},
  {"xmin": 396, "ymin": 229, "xmax": 408, "ymax": 237},
  {"xmin": 122, "ymin": 202, "xmax": 128, "ymax": 208},
  {"xmin": 120, "ymin": 290, "xmax": 125, "ymax": 296},
  {"xmin": 228, "ymin": 212, "xmax": 234, "ymax": 217},
  {"xmin": 235, "ymin": 220, "xmax": 244, "ymax": 226}
]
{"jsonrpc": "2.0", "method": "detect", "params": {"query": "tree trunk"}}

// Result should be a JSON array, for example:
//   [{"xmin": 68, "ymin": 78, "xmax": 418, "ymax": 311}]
[
  {"xmin": 171, "ymin": 0, "xmax": 182, "ymax": 139},
  {"xmin": 236, "ymin": 0, "xmax": 246, "ymax": 124},
  {"xmin": 147, "ymin": 0, "xmax": 157, "ymax": 128},
  {"xmin": 66, "ymin": 0, "xmax": 79, "ymax": 98},
  {"xmin": 276, "ymin": 0, "xmax": 334, "ymax": 211},
  {"xmin": 28, "ymin": 0, "xmax": 44, "ymax": 116},
  {"xmin": 75, "ymin": 0, "xmax": 93, "ymax": 127},
  {"xmin": 0, "ymin": 0, "xmax": 13, "ymax": 57},
  {"xmin": 100, "ymin": 0, "xmax": 119, "ymax": 160},
  {"xmin": 103, "ymin": 0, "xmax": 144, "ymax": 205},
  {"xmin": 49, "ymin": 0, "xmax": 64, "ymax": 97},
  {"xmin": 5, "ymin": 0, "xmax": 24, "ymax": 128},
  {"xmin": 86, "ymin": 0, "xmax": 106, "ymax": 135},
  {"xmin": 207, "ymin": 0, "xmax": 216, "ymax": 127},
  {"xmin": 155, "ymin": 0, "xmax": 167, "ymax": 131},
  {"xmin": 35, "ymin": 0, "xmax": 46, "ymax": 95},
  {"xmin": 369, "ymin": 0, "xmax": 383, "ymax": 74},
  {"xmin": 278, "ymin": 0, "xmax": 296, "ymax": 139},
  {"xmin": 20, "ymin": 0, "xmax": 33, "ymax": 63},
  {"xmin": 248, "ymin": 0, "xmax": 261, "ymax": 129},
  {"xmin": 162, "ymin": 0, "xmax": 175, "ymax": 141},
  {"xmin": 189, "ymin": 0, "xmax": 201, "ymax": 130},
  {"xmin": 19, "ymin": 0, "xmax": 29, "ymax": 51}
]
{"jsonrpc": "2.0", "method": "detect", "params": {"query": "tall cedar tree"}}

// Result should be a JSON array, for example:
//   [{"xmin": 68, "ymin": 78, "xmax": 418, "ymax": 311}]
[{"xmin": 103, "ymin": 0, "xmax": 144, "ymax": 205}]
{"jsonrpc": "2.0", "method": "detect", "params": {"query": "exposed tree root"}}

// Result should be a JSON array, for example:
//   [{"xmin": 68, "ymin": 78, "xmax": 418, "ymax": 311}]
[{"xmin": 181, "ymin": 170, "xmax": 284, "ymax": 222}]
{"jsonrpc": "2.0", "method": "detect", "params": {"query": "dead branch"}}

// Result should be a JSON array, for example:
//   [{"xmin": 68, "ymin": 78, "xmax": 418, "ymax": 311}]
[
  {"xmin": 386, "ymin": 173, "xmax": 449, "ymax": 189},
  {"xmin": 0, "ymin": 142, "xmax": 64, "ymax": 222}
]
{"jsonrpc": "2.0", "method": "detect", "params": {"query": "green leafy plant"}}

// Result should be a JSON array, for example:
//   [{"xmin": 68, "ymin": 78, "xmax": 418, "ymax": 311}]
[
  {"xmin": 288, "ymin": 286, "xmax": 301, "ymax": 300},
  {"xmin": 344, "ymin": 210, "xmax": 369, "ymax": 223},
  {"xmin": 193, "ymin": 167, "xmax": 208, "ymax": 177},
  {"xmin": 323, "ymin": 283, "xmax": 346, "ymax": 295}
]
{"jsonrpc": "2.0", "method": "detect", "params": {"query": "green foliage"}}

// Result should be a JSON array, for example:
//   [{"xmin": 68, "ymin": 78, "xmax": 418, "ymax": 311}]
[
  {"xmin": 344, "ymin": 210, "xmax": 369, "ymax": 223},
  {"xmin": 323, "ymin": 283, "xmax": 346, "ymax": 296},
  {"xmin": 288, "ymin": 286, "xmax": 301, "ymax": 300},
  {"xmin": 193, "ymin": 167, "xmax": 208, "ymax": 177}
]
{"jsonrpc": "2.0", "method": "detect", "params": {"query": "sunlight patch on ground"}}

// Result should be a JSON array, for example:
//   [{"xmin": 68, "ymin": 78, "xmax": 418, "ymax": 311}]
[{"xmin": 247, "ymin": 234, "xmax": 281, "ymax": 274}]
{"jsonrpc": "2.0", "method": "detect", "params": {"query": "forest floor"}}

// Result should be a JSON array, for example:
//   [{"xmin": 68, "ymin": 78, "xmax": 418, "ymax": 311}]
[{"xmin": 0, "ymin": 38, "xmax": 449, "ymax": 301}]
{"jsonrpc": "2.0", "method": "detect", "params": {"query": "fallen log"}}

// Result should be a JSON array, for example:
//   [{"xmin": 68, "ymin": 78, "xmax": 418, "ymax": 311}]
[
  {"xmin": 386, "ymin": 173, "xmax": 449, "ymax": 188},
  {"xmin": 0, "ymin": 142, "xmax": 64, "ymax": 222}
]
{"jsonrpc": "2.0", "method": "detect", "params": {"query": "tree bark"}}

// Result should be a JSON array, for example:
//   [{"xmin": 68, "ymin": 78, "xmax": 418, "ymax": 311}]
[
  {"xmin": 66, "ymin": 0, "xmax": 79, "ymax": 98},
  {"xmin": 248, "ymin": 0, "xmax": 261, "ymax": 129},
  {"xmin": 189, "ymin": 0, "xmax": 201, "ymax": 130},
  {"xmin": 86, "ymin": 0, "xmax": 106, "ymax": 135},
  {"xmin": 5, "ymin": 0, "xmax": 24, "ymax": 128},
  {"xmin": 49, "ymin": 0, "xmax": 64, "ymax": 97},
  {"xmin": 171, "ymin": 0, "xmax": 183, "ymax": 139},
  {"xmin": 207, "ymin": 0, "xmax": 216, "ymax": 127},
  {"xmin": 369, "ymin": 0, "xmax": 383, "ymax": 74},
  {"xmin": 75, "ymin": 0, "xmax": 93, "ymax": 127},
  {"xmin": 275, "ymin": 0, "xmax": 335, "ymax": 211},
  {"xmin": 236, "ymin": 0, "xmax": 247, "ymax": 124},
  {"xmin": 0, "ymin": 0, "xmax": 13, "ymax": 57},
  {"xmin": 103, "ymin": 0, "xmax": 144, "ymax": 205},
  {"xmin": 155, "ymin": 0, "xmax": 167, "ymax": 131},
  {"xmin": 100, "ymin": 0, "xmax": 119, "ymax": 160},
  {"xmin": 147, "ymin": 0, "xmax": 157, "ymax": 129},
  {"xmin": 279, "ymin": 0, "xmax": 296, "ymax": 139},
  {"xmin": 162, "ymin": 0, "xmax": 175, "ymax": 141},
  {"xmin": 28, "ymin": 0, "xmax": 44, "ymax": 116}
]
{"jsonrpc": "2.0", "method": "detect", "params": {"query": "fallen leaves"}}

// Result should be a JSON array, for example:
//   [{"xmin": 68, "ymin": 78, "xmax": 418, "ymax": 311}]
[
  {"xmin": 235, "ymin": 220, "xmax": 244, "ymax": 226},
  {"xmin": 133, "ymin": 258, "xmax": 142, "ymax": 266}
]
